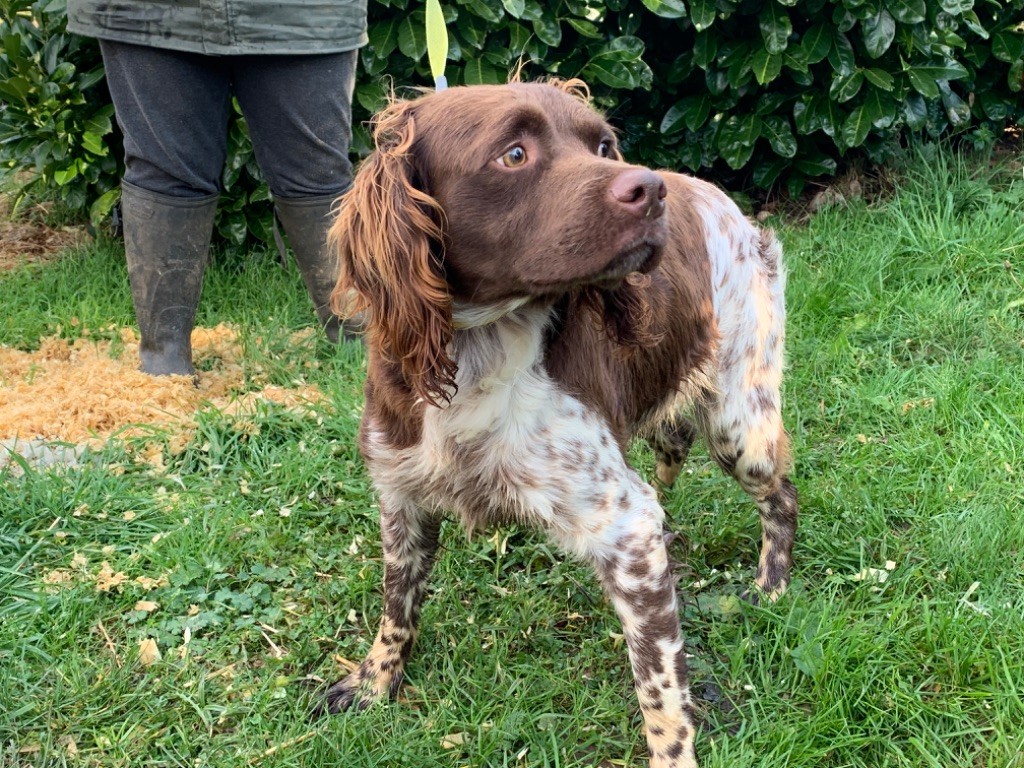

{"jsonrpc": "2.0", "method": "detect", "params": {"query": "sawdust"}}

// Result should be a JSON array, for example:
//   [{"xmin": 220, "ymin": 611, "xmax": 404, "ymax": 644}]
[{"xmin": 0, "ymin": 323, "xmax": 325, "ymax": 453}]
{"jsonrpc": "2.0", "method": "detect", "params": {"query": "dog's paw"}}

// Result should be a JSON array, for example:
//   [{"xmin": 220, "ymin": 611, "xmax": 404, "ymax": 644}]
[
  {"xmin": 739, "ymin": 580, "xmax": 788, "ymax": 606},
  {"xmin": 311, "ymin": 663, "xmax": 404, "ymax": 718}
]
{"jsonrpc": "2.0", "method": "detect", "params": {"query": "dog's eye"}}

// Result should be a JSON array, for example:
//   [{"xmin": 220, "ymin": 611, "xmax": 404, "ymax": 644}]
[
  {"xmin": 597, "ymin": 140, "xmax": 613, "ymax": 158},
  {"xmin": 498, "ymin": 146, "xmax": 528, "ymax": 168}
]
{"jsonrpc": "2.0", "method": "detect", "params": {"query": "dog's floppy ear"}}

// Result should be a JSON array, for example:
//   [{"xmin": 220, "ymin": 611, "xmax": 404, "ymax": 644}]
[{"xmin": 329, "ymin": 98, "xmax": 457, "ymax": 406}]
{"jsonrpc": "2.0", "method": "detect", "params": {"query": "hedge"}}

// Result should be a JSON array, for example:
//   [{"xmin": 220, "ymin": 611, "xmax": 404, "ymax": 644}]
[{"xmin": 1, "ymin": 0, "xmax": 1022, "ymax": 249}]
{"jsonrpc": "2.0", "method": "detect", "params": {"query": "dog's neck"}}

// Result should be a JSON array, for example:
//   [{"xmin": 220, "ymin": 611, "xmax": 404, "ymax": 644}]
[
  {"xmin": 449, "ymin": 302, "xmax": 553, "ymax": 397},
  {"xmin": 451, "ymin": 297, "xmax": 533, "ymax": 330}
]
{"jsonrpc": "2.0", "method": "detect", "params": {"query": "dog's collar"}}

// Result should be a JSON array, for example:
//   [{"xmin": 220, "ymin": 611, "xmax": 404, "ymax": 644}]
[{"xmin": 452, "ymin": 297, "xmax": 531, "ymax": 329}]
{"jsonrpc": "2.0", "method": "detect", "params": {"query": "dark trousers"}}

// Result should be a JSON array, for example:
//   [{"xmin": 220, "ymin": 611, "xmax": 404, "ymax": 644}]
[{"xmin": 99, "ymin": 40, "xmax": 358, "ymax": 200}]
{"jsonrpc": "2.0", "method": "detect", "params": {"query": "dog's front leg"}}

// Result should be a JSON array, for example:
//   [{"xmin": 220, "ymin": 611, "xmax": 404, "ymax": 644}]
[
  {"xmin": 315, "ymin": 502, "xmax": 440, "ymax": 715},
  {"xmin": 589, "ymin": 488, "xmax": 698, "ymax": 768}
]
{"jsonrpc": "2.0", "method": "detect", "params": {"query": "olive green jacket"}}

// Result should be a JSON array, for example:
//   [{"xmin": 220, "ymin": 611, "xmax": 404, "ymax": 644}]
[{"xmin": 66, "ymin": 0, "xmax": 367, "ymax": 56}]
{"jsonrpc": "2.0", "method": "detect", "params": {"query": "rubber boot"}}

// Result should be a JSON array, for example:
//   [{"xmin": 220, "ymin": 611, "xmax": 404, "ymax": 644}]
[
  {"xmin": 274, "ymin": 194, "xmax": 361, "ymax": 342},
  {"xmin": 121, "ymin": 181, "xmax": 218, "ymax": 377}
]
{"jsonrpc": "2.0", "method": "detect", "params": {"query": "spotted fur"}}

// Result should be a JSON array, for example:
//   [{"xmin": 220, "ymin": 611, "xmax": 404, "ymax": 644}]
[{"xmin": 319, "ymin": 81, "xmax": 798, "ymax": 768}]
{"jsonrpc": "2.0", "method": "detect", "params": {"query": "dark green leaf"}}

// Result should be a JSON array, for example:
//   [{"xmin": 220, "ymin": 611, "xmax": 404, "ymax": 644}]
[
  {"xmin": 939, "ymin": 0, "xmax": 972, "ymax": 13},
  {"xmin": 642, "ymin": 0, "xmax": 688, "ymax": 19},
  {"xmin": 938, "ymin": 81, "xmax": 970, "ymax": 127},
  {"xmin": 862, "ymin": 10, "xmax": 896, "ymax": 58},
  {"xmin": 863, "ymin": 86, "xmax": 896, "ymax": 128},
  {"xmin": 398, "ymin": 14, "xmax": 428, "ymax": 60},
  {"xmin": 793, "ymin": 153, "xmax": 837, "ymax": 177},
  {"xmin": 906, "ymin": 68, "xmax": 940, "ymax": 98},
  {"xmin": 368, "ymin": 17, "xmax": 401, "ymax": 58},
  {"xmin": 801, "ymin": 24, "xmax": 832, "ymax": 64},
  {"xmin": 752, "ymin": 155, "xmax": 789, "ymax": 188},
  {"xmin": 912, "ymin": 63, "xmax": 970, "ymax": 82},
  {"xmin": 689, "ymin": 0, "xmax": 716, "ymax": 31},
  {"xmin": 977, "ymin": 90, "xmax": 1010, "ymax": 121},
  {"xmin": 886, "ymin": 0, "xmax": 926, "ymax": 24},
  {"xmin": 755, "ymin": 92, "xmax": 789, "ymax": 116},
  {"xmin": 705, "ymin": 67, "xmax": 728, "ymax": 95},
  {"xmin": 828, "ymin": 30, "xmax": 856, "ymax": 75},
  {"xmin": 762, "ymin": 115, "xmax": 798, "ymax": 157},
  {"xmin": 583, "ymin": 59, "xmax": 640, "ymax": 89},
  {"xmin": 565, "ymin": 17, "xmax": 601, "ymax": 38},
  {"xmin": 465, "ymin": 0, "xmax": 503, "ymax": 23},
  {"xmin": 842, "ymin": 104, "xmax": 872, "ymax": 148},
  {"xmin": 830, "ymin": 70, "xmax": 864, "ymax": 102},
  {"xmin": 602, "ymin": 36, "xmax": 645, "ymax": 61},
  {"xmin": 961, "ymin": 11, "xmax": 988, "ymax": 39},
  {"xmin": 751, "ymin": 49, "xmax": 783, "ymax": 85},
  {"xmin": 520, "ymin": 0, "xmax": 544, "ymax": 20},
  {"xmin": 1009, "ymin": 59, "xmax": 1023, "ymax": 93},
  {"xmin": 903, "ymin": 92, "xmax": 928, "ymax": 129},
  {"xmin": 863, "ymin": 68, "xmax": 894, "ymax": 91},
  {"xmin": 717, "ymin": 113, "xmax": 761, "ymax": 170},
  {"xmin": 501, "ymin": 0, "xmax": 526, "ymax": 18},
  {"xmin": 992, "ymin": 30, "xmax": 1024, "ymax": 64},
  {"xmin": 463, "ymin": 57, "xmax": 504, "ymax": 84},
  {"xmin": 759, "ymin": 4, "xmax": 792, "ymax": 54},
  {"xmin": 532, "ymin": 12, "xmax": 562, "ymax": 47},
  {"xmin": 456, "ymin": 13, "xmax": 487, "ymax": 49},
  {"xmin": 784, "ymin": 46, "xmax": 809, "ymax": 73},
  {"xmin": 693, "ymin": 31, "xmax": 718, "ymax": 68},
  {"xmin": 660, "ymin": 93, "xmax": 712, "ymax": 134}
]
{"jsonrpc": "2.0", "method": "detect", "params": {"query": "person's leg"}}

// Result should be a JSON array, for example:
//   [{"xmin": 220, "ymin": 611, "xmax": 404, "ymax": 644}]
[
  {"xmin": 233, "ymin": 51, "xmax": 359, "ymax": 341},
  {"xmin": 100, "ymin": 41, "xmax": 231, "ymax": 374}
]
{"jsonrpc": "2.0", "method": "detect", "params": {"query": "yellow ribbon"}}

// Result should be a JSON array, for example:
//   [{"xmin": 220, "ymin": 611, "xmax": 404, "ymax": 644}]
[{"xmin": 425, "ymin": 0, "xmax": 449, "ymax": 91}]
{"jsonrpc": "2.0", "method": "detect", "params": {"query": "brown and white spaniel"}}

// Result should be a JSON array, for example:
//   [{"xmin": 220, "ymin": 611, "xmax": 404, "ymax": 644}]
[{"xmin": 317, "ymin": 80, "xmax": 798, "ymax": 768}]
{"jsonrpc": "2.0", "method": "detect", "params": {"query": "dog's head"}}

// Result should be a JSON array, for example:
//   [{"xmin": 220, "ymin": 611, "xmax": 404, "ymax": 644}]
[{"xmin": 330, "ymin": 80, "xmax": 668, "ymax": 406}]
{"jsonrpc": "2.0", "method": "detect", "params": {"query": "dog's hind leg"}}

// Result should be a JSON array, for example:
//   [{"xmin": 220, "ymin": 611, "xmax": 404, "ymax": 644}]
[
  {"xmin": 647, "ymin": 419, "xmax": 698, "ymax": 489},
  {"xmin": 315, "ymin": 503, "xmax": 440, "ymax": 715},
  {"xmin": 698, "ymin": 395, "xmax": 798, "ymax": 600},
  {"xmin": 697, "ymin": 226, "xmax": 798, "ymax": 600}
]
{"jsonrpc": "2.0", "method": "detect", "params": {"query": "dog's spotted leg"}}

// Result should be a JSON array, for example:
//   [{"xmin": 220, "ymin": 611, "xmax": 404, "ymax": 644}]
[
  {"xmin": 580, "ymin": 486, "xmax": 698, "ymax": 768},
  {"xmin": 751, "ymin": 476, "xmax": 798, "ymax": 598},
  {"xmin": 697, "ymin": 396, "xmax": 798, "ymax": 601},
  {"xmin": 315, "ymin": 504, "xmax": 440, "ymax": 715},
  {"xmin": 647, "ymin": 419, "xmax": 698, "ymax": 489}
]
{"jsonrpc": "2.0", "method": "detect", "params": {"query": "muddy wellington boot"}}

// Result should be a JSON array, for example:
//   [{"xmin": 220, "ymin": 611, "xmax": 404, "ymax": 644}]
[
  {"xmin": 274, "ymin": 194, "xmax": 361, "ymax": 342},
  {"xmin": 121, "ymin": 181, "xmax": 218, "ymax": 377}
]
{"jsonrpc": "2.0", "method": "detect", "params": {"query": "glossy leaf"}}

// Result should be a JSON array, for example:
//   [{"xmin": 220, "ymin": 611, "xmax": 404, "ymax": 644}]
[
  {"xmin": 887, "ymin": 0, "xmax": 926, "ymax": 24},
  {"xmin": 689, "ymin": 0, "xmax": 716, "ymax": 31},
  {"xmin": 501, "ymin": 0, "xmax": 526, "ymax": 17},
  {"xmin": 762, "ymin": 115, "xmax": 798, "ymax": 157},
  {"xmin": 642, "ymin": 0, "xmax": 688, "ymax": 18},
  {"xmin": 862, "ymin": 10, "xmax": 896, "ymax": 58},
  {"xmin": 863, "ymin": 68, "xmax": 894, "ymax": 91},
  {"xmin": 760, "ymin": 4, "xmax": 792, "ymax": 54},
  {"xmin": 992, "ymin": 30, "xmax": 1024, "ymax": 64},
  {"xmin": 830, "ymin": 70, "xmax": 865, "ymax": 102},
  {"xmin": 398, "ymin": 14, "xmax": 428, "ymax": 60},
  {"xmin": 828, "ymin": 29, "xmax": 856, "ymax": 75},
  {"xmin": 751, "ymin": 49, "xmax": 783, "ymax": 85},
  {"xmin": 801, "ymin": 23, "xmax": 832, "ymax": 64}
]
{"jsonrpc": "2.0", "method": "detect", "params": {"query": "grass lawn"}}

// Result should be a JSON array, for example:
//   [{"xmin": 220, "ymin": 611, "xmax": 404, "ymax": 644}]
[{"xmin": 2, "ymin": 145, "xmax": 1023, "ymax": 767}]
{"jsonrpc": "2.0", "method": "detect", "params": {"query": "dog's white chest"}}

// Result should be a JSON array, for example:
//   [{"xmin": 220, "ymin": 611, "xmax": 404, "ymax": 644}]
[{"xmin": 365, "ymin": 308, "xmax": 653, "ymax": 550}]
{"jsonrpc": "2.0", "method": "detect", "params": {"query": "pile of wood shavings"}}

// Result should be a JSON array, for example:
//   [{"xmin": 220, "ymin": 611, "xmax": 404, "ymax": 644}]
[{"xmin": 0, "ymin": 323, "xmax": 325, "ymax": 450}]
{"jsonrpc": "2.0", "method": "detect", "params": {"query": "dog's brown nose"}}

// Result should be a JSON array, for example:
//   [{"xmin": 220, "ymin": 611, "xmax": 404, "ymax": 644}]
[{"xmin": 610, "ymin": 169, "xmax": 667, "ymax": 219}]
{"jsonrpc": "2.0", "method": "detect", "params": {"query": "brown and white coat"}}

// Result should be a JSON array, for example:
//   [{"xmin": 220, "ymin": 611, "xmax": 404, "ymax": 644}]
[{"xmin": 316, "ymin": 80, "xmax": 798, "ymax": 768}]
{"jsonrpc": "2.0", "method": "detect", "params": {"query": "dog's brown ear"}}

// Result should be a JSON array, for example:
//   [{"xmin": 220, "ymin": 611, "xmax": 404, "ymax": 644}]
[{"xmin": 329, "ymin": 99, "xmax": 457, "ymax": 406}]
